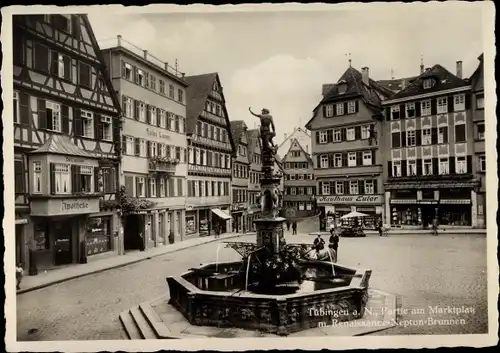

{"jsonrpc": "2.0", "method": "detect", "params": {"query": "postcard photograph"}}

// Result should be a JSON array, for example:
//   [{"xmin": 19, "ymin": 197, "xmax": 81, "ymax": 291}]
[{"xmin": 3, "ymin": 2, "xmax": 497, "ymax": 352}]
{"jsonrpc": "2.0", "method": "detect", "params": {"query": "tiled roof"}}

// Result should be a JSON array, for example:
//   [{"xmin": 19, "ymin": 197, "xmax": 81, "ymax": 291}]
[
  {"xmin": 320, "ymin": 67, "xmax": 394, "ymax": 108},
  {"xmin": 376, "ymin": 76, "xmax": 418, "ymax": 93},
  {"xmin": 390, "ymin": 64, "xmax": 470, "ymax": 100},
  {"xmin": 283, "ymin": 138, "xmax": 312, "ymax": 165},
  {"xmin": 30, "ymin": 134, "xmax": 94, "ymax": 157},
  {"xmin": 184, "ymin": 72, "xmax": 218, "ymax": 134},
  {"xmin": 229, "ymin": 120, "xmax": 247, "ymax": 146}
]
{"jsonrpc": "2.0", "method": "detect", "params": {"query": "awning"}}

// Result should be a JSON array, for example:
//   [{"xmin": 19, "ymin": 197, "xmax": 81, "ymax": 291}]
[
  {"xmin": 211, "ymin": 208, "xmax": 232, "ymax": 220},
  {"xmin": 440, "ymin": 199, "xmax": 471, "ymax": 205}
]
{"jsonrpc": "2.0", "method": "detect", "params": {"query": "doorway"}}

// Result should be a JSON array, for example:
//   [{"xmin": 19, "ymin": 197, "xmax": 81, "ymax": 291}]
[
  {"xmin": 124, "ymin": 214, "xmax": 145, "ymax": 250},
  {"xmin": 158, "ymin": 213, "xmax": 165, "ymax": 245},
  {"xmin": 53, "ymin": 220, "xmax": 73, "ymax": 265}
]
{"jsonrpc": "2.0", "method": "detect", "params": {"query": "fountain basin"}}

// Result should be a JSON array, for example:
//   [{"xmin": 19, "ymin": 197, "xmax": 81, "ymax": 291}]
[{"xmin": 166, "ymin": 260, "xmax": 372, "ymax": 336}]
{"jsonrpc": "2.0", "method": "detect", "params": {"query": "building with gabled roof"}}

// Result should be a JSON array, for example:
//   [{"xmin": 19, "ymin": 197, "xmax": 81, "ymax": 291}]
[
  {"xmin": 276, "ymin": 127, "xmax": 311, "ymax": 159},
  {"xmin": 184, "ymin": 72, "xmax": 235, "ymax": 236},
  {"xmin": 229, "ymin": 120, "xmax": 250, "ymax": 233},
  {"xmin": 282, "ymin": 138, "xmax": 316, "ymax": 218},
  {"xmin": 306, "ymin": 65, "xmax": 392, "ymax": 230},
  {"xmin": 13, "ymin": 14, "xmax": 123, "ymax": 272},
  {"xmin": 381, "ymin": 60, "xmax": 482, "ymax": 228}
]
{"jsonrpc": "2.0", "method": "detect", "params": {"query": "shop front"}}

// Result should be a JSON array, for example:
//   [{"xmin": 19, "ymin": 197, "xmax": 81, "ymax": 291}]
[
  {"xmin": 211, "ymin": 208, "xmax": 232, "ymax": 235},
  {"xmin": 317, "ymin": 195, "xmax": 384, "ymax": 231},
  {"xmin": 231, "ymin": 203, "xmax": 247, "ymax": 233},
  {"xmin": 85, "ymin": 215, "xmax": 113, "ymax": 256},
  {"xmin": 385, "ymin": 182, "xmax": 479, "ymax": 228},
  {"xmin": 185, "ymin": 210, "xmax": 198, "ymax": 237}
]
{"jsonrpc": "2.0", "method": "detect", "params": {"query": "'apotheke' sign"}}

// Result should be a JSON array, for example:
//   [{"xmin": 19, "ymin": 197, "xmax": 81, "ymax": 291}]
[
  {"xmin": 30, "ymin": 198, "xmax": 100, "ymax": 216},
  {"xmin": 317, "ymin": 195, "xmax": 383, "ymax": 205}
]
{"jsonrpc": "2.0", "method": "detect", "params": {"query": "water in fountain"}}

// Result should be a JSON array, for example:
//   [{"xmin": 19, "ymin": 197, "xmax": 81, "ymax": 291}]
[
  {"xmin": 215, "ymin": 243, "xmax": 224, "ymax": 273},
  {"xmin": 245, "ymin": 253, "xmax": 252, "ymax": 291},
  {"xmin": 326, "ymin": 248, "xmax": 336, "ymax": 277}
]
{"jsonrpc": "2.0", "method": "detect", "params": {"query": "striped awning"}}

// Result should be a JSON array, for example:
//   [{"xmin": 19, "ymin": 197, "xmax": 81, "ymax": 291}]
[
  {"xmin": 440, "ymin": 199, "xmax": 471, "ymax": 205},
  {"xmin": 390, "ymin": 199, "xmax": 417, "ymax": 204}
]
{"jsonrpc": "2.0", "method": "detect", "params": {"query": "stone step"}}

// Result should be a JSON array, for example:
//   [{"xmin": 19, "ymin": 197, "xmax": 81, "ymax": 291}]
[
  {"xmin": 119, "ymin": 310, "xmax": 142, "ymax": 340},
  {"xmin": 130, "ymin": 306, "xmax": 157, "ymax": 340},
  {"xmin": 139, "ymin": 302, "xmax": 178, "ymax": 339}
]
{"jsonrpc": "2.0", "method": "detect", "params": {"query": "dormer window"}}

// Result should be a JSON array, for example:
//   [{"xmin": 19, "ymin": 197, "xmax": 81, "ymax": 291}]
[
  {"xmin": 391, "ymin": 105, "xmax": 400, "ymax": 120},
  {"xmin": 423, "ymin": 78, "xmax": 434, "ymax": 89},
  {"xmin": 338, "ymin": 80, "xmax": 348, "ymax": 95}
]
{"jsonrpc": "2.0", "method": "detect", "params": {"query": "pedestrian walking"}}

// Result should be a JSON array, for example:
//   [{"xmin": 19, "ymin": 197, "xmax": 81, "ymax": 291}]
[
  {"xmin": 432, "ymin": 218, "xmax": 439, "ymax": 236},
  {"xmin": 139, "ymin": 232, "xmax": 145, "ymax": 251},
  {"xmin": 286, "ymin": 220, "xmax": 291, "ymax": 231},
  {"xmin": 16, "ymin": 263, "xmax": 24, "ymax": 290},
  {"xmin": 377, "ymin": 218, "xmax": 384, "ymax": 237},
  {"xmin": 292, "ymin": 221, "xmax": 297, "ymax": 235},
  {"xmin": 329, "ymin": 227, "xmax": 339, "ymax": 253}
]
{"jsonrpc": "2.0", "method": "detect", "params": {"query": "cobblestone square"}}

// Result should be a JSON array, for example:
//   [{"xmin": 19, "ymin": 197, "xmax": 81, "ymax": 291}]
[{"xmin": 16, "ymin": 232, "xmax": 488, "ymax": 341}]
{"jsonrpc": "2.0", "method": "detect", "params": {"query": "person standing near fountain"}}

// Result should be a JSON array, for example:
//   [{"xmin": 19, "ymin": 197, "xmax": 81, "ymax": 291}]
[{"xmin": 292, "ymin": 221, "xmax": 298, "ymax": 235}]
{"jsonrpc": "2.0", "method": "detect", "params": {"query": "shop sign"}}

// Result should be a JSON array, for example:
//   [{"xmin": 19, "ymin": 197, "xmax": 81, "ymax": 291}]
[
  {"xmin": 185, "ymin": 204, "xmax": 194, "ymax": 211},
  {"xmin": 30, "ymin": 198, "xmax": 100, "ymax": 216},
  {"xmin": 146, "ymin": 128, "xmax": 170, "ymax": 140},
  {"xmin": 317, "ymin": 195, "xmax": 383, "ymax": 205}
]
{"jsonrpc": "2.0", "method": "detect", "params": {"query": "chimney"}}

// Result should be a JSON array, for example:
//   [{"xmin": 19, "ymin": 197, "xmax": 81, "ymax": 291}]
[
  {"xmin": 322, "ymin": 84, "xmax": 335, "ymax": 97},
  {"xmin": 117, "ymin": 34, "xmax": 122, "ymax": 47},
  {"xmin": 456, "ymin": 61, "xmax": 463, "ymax": 79},
  {"xmin": 143, "ymin": 50, "xmax": 148, "ymax": 60},
  {"xmin": 164, "ymin": 62, "xmax": 169, "ymax": 71},
  {"xmin": 361, "ymin": 67, "xmax": 369, "ymax": 85},
  {"xmin": 401, "ymin": 79, "xmax": 407, "ymax": 90}
]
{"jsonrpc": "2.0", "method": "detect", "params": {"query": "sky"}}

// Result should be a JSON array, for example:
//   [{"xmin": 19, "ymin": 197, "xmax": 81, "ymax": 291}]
[{"xmin": 88, "ymin": 3, "xmax": 485, "ymax": 145}]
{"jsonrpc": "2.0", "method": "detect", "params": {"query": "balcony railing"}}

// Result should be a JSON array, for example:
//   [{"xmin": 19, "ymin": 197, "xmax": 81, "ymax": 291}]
[
  {"xmin": 148, "ymin": 157, "xmax": 178, "ymax": 174},
  {"xmin": 188, "ymin": 164, "xmax": 232, "ymax": 176},
  {"xmin": 190, "ymin": 134, "xmax": 232, "ymax": 151}
]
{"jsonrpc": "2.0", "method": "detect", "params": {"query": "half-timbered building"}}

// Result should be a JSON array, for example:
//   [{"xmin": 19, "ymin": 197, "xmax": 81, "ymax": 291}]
[
  {"xmin": 13, "ymin": 14, "xmax": 122, "ymax": 272},
  {"xmin": 185, "ymin": 73, "xmax": 235, "ymax": 236},
  {"xmin": 101, "ymin": 36, "xmax": 189, "ymax": 249},
  {"xmin": 229, "ymin": 120, "xmax": 250, "ymax": 233}
]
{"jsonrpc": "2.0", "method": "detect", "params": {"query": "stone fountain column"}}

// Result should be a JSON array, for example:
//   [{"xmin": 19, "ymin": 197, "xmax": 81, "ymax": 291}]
[{"xmin": 254, "ymin": 136, "xmax": 286, "ymax": 254}]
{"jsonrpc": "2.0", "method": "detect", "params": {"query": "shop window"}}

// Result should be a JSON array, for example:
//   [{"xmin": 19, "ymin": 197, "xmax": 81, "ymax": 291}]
[
  {"xmin": 85, "ymin": 217, "xmax": 111, "ymax": 256},
  {"xmin": 34, "ymin": 222, "xmax": 50, "ymax": 251}
]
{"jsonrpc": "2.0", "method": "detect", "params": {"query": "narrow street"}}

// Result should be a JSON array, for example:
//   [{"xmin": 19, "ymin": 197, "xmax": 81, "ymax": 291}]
[{"xmin": 17, "ymin": 232, "xmax": 488, "ymax": 341}]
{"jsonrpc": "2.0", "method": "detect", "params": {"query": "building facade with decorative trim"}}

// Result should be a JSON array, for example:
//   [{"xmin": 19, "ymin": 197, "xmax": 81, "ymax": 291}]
[
  {"xmin": 101, "ymin": 36, "xmax": 189, "ymax": 249},
  {"xmin": 381, "ymin": 61, "xmax": 483, "ymax": 228},
  {"xmin": 13, "ymin": 14, "xmax": 122, "ymax": 273}
]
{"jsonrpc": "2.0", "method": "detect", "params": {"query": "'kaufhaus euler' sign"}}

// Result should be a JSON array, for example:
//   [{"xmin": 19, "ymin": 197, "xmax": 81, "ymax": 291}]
[{"xmin": 317, "ymin": 195, "xmax": 382, "ymax": 204}]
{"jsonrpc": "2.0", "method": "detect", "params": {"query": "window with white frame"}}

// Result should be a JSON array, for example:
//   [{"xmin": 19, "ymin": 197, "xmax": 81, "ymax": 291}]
[
  {"xmin": 149, "ymin": 178, "xmax": 156, "ymax": 196},
  {"xmin": 479, "ymin": 154, "xmax": 486, "ymax": 172},
  {"xmin": 54, "ymin": 164, "xmax": 70, "ymax": 194},
  {"xmin": 361, "ymin": 125, "xmax": 371, "ymax": 139},
  {"xmin": 306, "ymin": 203, "xmax": 312, "ymax": 211},
  {"xmin": 423, "ymin": 79, "xmax": 433, "ymax": 89},
  {"xmin": 454, "ymin": 94, "xmax": 465, "ymax": 111},
  {"xmin": 422, "ymin": 128, "xmax": 432, "ymax": 145},
  {"xmin": 78, "ymin": 166, "xmax": 93, "ymax": 193},
  {"xmin": 392, "ymin": 160, "xmax": 401, "ymax": 177},
  {"xmin": 169, "ymin": 84, "xmax": 174, "ymax": 98},
  {"xmin": 138, "ymin": 102, "xmax": 146, "ymax": 122},
  {"xmin": 150, "ymin": 106, "xmax": 157, "ymax": 125},
  {"xmin": 319, "ymin": 131, "xmax": 328, "ymax": 144},
  {"xmin": 307, "ymin": 187, "xmax": 313, "ymax": 195},
  {"xmin": 33, "ymin": 161, "xmax": 42, "ymax": 193},
  {"xmin": 439, "ymin": 158, "xmax": 449, "ymax": 175},
  {"xmin": 423, "ymin": 159, "xmax": 433, "ymax": 175},
  {"xmin": 126, "ymin": 137, "xmax": 134, "ymax": 155},
  {"xmin": 46, "ymin": 101, "xmax": 61, "ymax": 132},
  {"xmin": 137, "ymin": 69, "xmax": 145, "ymax": 86},
  {"xmin": 406, "ymin": 102, "xmax": 416, "ymax": 118},
  {"xmin": 477, "ymin": 96, "xmax": 484, "ymax": 109},
  {"xmin": 149, "ymin": 75, "xmax": 156, "ymax": 91},
  {"xmin": 124, "ymin": 97, "xmax": 133, "ymax": 117},
  {"xmin": 322, "ymin": 182, "xmax": 330, "ymax": 195},
  {"xmin": 456, "ymin": 156, "xmax": 467, "ymax": 174},
  {"xmin": 350, "ymin": 181, "xmax": 358, "ymax": 194},
  {"xmin": 325, "ymin": 105, "xmax": 334, "ymax": 117},
  {"xmin": 333, "ymin": 129, "xmax": 341, "ymax": 142},
  {"xmin": 348, "ymin": 152, "xmax": 356, "ymax": 167},
  {"xmin": 150, "ymin": 142, "xmax": 157, "ymax": 157},
  {"xmin": 407, "ymin": 130, "xmax": 416, "ymax": 146},
  {"xmin": 346, "ymin": 128, "xmax": 355, "ymax": 141},
  {"xmin": 438, "ymin": 127, "xmax": 447, "ymax": 144},
  {"xmin": 421, "ymin": 100, "xmax": 431, "ymax": 116},
  {"xmin": 139, "ymin": 139, "xmax": 146, "ymax": 157},
  {"xmin": 299, "ymin": 203, "xmax": 305, "ymax": 211},
  {"xmin": 347, "ymin": 101, "xmax": 356, "ymax": 114},
  {"xmin": 407, "ymin": 159, "xmax": 417, "ymax": 176},
  {"xmin": 336, "ymin": 103, "xmax": 344, "ymax": 115},
  {"xmin": 299, "ymin": 187, "xmax": 305, "ymax": 195},
  {"xmin": 335, "ymin": 181, "xmax": 344, "ymax": 195},
  {"xmin": 81, "ymin": 110, "xmax": 94, "ymax": 138},
  {"xmin": 437, "ymin": 97, "xmax": 448, "ymax": 114},
  {"xmin": 159, "ymin": 178, "xmax": 165, "ymax": 196},
  {"xmin": 124, "ymin": 62, "xmax": 133, "ymax": 80},
  {"xmin": 334, "ymin": 153, "xmax": 342, "ymax": 167},
  {"xmin": 56, "ymin": 53, "xmax": 65, "ymax": 78},
  {"xmin": 391, "ymin": 105, "xmax": 400, "ymax": 120},
  {"xmin": 363, "ymin": 151, "xmax": 372, "ymax": 166},
  {"xmin": 136, "ymin": 177, "xmax": 145, "ymax": 197},
  {"xmin": 290, "ymin": 187, "xmax": 296, "ymax": 195},
  {"xmin": 101, "ymin": 116, "xmax": 112, "ymax": 141},
  {"xmin": 159, "ymin": 109, "xmax": 166, "ymax": 128},
  {"xmin": 364, "ymin": 180, "xmax": 374, "ymax": 194},
  {"xmin": 14, "ymin": 91, "xmax": 20, "ymax": 124},
  {"xmin": 320, "ymin": 155, "xmax": 329, "ymax": 168}
]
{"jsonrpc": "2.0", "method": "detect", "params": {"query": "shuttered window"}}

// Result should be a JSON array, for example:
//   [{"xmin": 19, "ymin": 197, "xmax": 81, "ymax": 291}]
[{"xmin": 14, "ymin": 160, "xmax": 24, "ymax": 194}]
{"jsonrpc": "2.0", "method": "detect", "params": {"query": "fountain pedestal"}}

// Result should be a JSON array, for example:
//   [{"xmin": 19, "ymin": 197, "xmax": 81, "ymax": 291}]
[{"xmin": 255, "ymin": 217, "xmax": 287, "ymax": 253}]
